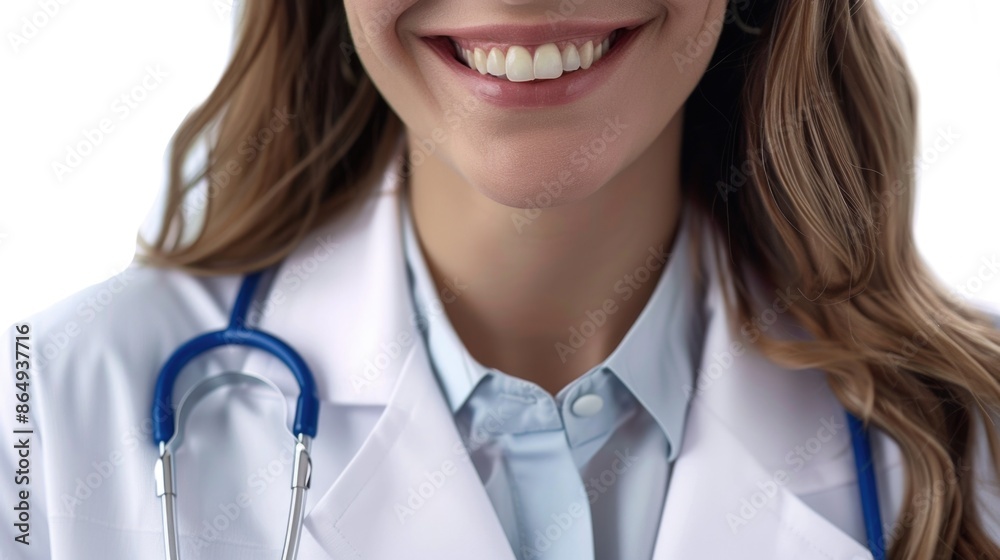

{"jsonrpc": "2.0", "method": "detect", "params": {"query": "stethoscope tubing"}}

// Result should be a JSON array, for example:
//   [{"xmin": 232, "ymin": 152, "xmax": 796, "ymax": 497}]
[
  {"xmin": 151, "ymin": 270, "xmax": 320, "ymax": 444},
  {"xmin": 846, "ymin": 410, "xmax": 886, "ymax": 559}
]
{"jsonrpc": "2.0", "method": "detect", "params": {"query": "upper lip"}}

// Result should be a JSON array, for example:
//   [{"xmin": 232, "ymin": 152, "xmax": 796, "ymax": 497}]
[{"xmin": 421, "ymin": 19, "xmax": 648, "ymax": 45}]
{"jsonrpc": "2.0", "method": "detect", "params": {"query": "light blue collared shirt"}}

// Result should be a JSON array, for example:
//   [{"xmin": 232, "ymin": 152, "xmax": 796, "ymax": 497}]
[{"xmin": 401, "ymin": 196, "xmax": 706, "ymax": 560}]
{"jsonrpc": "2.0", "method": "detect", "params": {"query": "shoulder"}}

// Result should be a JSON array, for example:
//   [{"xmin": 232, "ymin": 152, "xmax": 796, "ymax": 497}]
[
  {"xmin": 968, "ymin": 296, "xmax": 1000, "ymax": 333},
  {"xmin": 2, "ymin": 265, "xmax": 244, "ymax": 512},
  {"xmin": 988, "ymin": 310, "xmax": 1000, "ymax": 330},
  {"xmin": 976, "ymin": 298, "xmax": 1000, "ymax": 325},
  {"xmin": 971, "ymin": 406, "xmax": 1000, "ymax": 542},
  {"xmin": 14, "ymin": 265, "xmax": 239, "ymax": 392},
  {"xmin": 968, "ymin": 303, "xmax": 1000, "ymax": 540}
]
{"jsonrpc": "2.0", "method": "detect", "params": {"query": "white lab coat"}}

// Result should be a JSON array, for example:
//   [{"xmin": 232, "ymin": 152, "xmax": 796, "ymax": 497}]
[{"xmin": 3, "ymin": 160, "xmax": 999, "ymax": 560}]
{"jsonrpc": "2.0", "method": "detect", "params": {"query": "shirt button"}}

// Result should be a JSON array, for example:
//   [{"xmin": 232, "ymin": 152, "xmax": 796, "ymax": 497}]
[{"xmin": 570, "ymin": 394, "xmax": 604, "ymax": 417}]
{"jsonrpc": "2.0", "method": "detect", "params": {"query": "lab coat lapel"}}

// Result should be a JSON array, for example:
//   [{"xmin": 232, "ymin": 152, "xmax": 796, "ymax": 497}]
[
  {"xmin": 650, "ymin": 231, "xmax": 876, "ymax": 560},
  {"xmin": 651, "ymin": 399, "xmax": 874, "ymax": 559},
  {"xmin": 302, "ymin": 337, "xmax": 516, "ymax": 559}
]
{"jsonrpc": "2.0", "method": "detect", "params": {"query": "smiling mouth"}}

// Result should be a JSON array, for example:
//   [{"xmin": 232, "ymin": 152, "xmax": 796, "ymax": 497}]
[{"xmin": 430, "ymin": 26, "xmax": 637, "ymax": 83}]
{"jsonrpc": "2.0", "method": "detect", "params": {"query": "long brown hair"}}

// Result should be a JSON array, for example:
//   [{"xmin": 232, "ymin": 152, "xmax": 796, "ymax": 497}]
[{"xmin": 140, "ymin": 1, "xmax": 1000, "ymax": 557}]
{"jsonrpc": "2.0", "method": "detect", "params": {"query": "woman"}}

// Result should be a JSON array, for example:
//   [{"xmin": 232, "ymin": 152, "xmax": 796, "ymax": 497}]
[{"xmin": 3, "ymin": 0, "xmax": 1000, "ymax": 558}]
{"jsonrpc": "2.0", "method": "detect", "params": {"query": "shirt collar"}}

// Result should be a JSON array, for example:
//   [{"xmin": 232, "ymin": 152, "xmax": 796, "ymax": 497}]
[{"xmin": 401, "ymin": 191, "xmax": 707, "ymax": 460}]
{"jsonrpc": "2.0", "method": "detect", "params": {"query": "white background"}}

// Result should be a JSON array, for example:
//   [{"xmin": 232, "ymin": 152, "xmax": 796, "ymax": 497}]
[{"xmin": 1, "ymin": 0, "xmax": 998, "ymax": 327}]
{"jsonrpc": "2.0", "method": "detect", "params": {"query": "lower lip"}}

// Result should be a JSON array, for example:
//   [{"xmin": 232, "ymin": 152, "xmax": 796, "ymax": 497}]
[{"xmin": 422, "ymin": 25, "xmax": 645, "ymax": 109}]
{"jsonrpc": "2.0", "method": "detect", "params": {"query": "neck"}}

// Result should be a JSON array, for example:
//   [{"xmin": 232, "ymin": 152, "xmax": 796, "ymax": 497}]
[{"xmin": 407, "ymin": 114, "xmax": 685, "ymax": 395}]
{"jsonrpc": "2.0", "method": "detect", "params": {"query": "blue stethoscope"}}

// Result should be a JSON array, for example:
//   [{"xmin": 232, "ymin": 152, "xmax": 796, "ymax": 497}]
[
  {"xmin": 150, "ymin": 271, "xmax": 886, "ymax": 559},
  {"xmin": 150, "ymin": 270, "xmax": 318, "ymax": 559}
]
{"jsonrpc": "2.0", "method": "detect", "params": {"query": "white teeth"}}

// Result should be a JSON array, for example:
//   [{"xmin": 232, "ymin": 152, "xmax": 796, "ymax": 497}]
[
  {"xmin": 452, "ymin": 32, "xmax": 617, "ymax": 82},
  {"xmin": 562, "ymin": 43, "xmax": 581, "ymax": 72},
  {"xmin": 487, "ymin": 47, "xmax": 506, "ymax": 76},
  {"xmin": 533, "ymin": 43, "xmax": 563, "ymax": 80},
  {"xmin": 579, "ymin": 41, "xmax": 594, "ymax": 70},
  {"xmin": 505, "ymin": 45, "xmax": 534, "ymax": 82},
  {"xmin": 473, "ymin": 47, "xmax": 488, "ymax": 74}
]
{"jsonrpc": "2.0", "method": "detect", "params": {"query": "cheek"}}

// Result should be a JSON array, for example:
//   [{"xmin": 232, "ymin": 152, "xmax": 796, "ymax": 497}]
[
  {"xmin": 343, "ymin": 1, "xmax": 420, "ymax": 101},
  {"xmin": 661, "ymin": 0, "xmax": 730, "ymax": 74},
  {"xmin": 637, "ymin": 0, "xmax": 729, "ymax": 127},
  {"xmin": 344, "ymin": 0, "xmax": 445, "ymax": 156}
]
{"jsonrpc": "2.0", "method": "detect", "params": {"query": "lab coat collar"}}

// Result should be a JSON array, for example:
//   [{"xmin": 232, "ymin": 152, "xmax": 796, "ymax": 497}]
[
  {"xmin": 241, "ymin": 146, "xmax": 415, "ymax": 406},
  {"xmin": 246, "ymin": 140, "xmax": 886, "ymax": 559}
]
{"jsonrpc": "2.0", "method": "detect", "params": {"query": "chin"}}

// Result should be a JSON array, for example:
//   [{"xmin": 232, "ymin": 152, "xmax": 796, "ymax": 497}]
[{"xmin": 455, "ymin": 136, "xmax": 628, "ymax": 210}]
